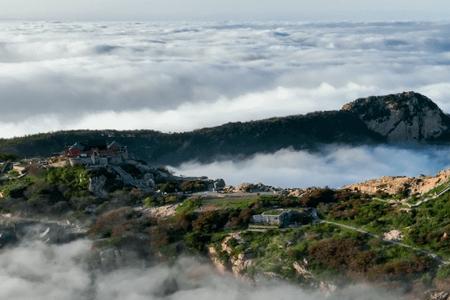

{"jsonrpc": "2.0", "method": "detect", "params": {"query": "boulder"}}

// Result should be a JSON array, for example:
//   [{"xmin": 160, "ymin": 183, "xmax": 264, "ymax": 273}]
[
  {"xmin": 213, "ymin": 179, "xmax": 226, "ymax": 191},
  {"xmin": 383, "ymin": 229, "xmax": 404, "ymax": 241},
  {"xmin": 426, "ymin": 290, "xmax": 450, "ymax": 300}
]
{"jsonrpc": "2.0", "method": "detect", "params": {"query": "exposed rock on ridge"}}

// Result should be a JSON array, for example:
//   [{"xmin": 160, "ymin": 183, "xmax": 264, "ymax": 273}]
[
  {"xmin": 342, "ymin": 91, "xmax": 450, "ymax": 142},
  {"xmin": 344, "ymin": 169, "xmax": 450, "ymax": 196}
]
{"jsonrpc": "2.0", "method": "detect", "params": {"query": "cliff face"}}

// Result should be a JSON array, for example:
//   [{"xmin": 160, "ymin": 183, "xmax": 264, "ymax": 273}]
[{"xmin": 342, "ymin": 92, "xmax": 450, "ymax": 142}]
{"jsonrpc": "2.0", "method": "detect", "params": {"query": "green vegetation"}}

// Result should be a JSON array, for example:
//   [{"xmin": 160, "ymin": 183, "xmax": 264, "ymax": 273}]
[
  {"xmin": 318, "ymin": 188, "xmax": 450, "ymax": 260},
  {"xmin": 0, "ymin": 110, "xmax": 384, "ymax": 166},
  {"xmin": 143, "ymin": 196, "xmax": 156, "ymax": 208},
  {"xmin": 176, "ymin": 198, "xmax": 202, "ymax": 215},
  {"xmin": 201, "ymin": 197, "xmax": 257, "ymax": 210},
  {"xmin": 207, "ymin": 223, "xmax": 435, "ymax": 285},
  {"xmin": 86, "ymin": 187, "xmax": 447, "ymax": 289},
  {"xmin": 0, "ymin": 153, "xmax": 18, "ymax": 161},
  {"xmin": 0, "ymin": 176, "xmax": 32, "ymax": 198},
  {"xmin": 179, "ymin": 180, "xmax": 209, "ymax": 193},
  {"xmin": 46, "ymin": 166, "xmax": 90, "ymax": 196},
  {"xmin": 0, "ymin": 166, "xmax": 88, "ymax": 215},
  {"xmin": 1, "ymin": 157, "xmax": 450, "ymax": 292}
]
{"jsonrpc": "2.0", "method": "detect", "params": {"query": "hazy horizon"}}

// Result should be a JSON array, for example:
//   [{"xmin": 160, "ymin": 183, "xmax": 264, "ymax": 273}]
[{"xmin": 1, "ymin": 0, "xmax": 450, "ymax": 22}]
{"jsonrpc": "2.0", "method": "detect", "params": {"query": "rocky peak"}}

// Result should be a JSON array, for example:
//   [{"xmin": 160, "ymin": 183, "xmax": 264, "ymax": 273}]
[{"xmin": 342, "ymin": 91, "xmax": 450, "ymax": 142}]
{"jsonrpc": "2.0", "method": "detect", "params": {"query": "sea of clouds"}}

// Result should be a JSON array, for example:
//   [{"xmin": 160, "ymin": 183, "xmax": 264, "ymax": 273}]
[
  {"xmin": 173, "ymin": 145, "xmax": 450, "ymax": 188},
  {"xmin": 0, "ymin": 238, "xmax": 399, "ymax": 300},
  {"xmin": 1, "ymin": 21, "xmax": 450, "ymax": 137},
  {"xmin": 2, "ymin": 21, "xmax": 450, "ymax": 186}
]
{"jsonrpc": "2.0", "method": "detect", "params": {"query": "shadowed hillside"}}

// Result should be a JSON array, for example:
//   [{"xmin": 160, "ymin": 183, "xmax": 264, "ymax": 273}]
[{"xmin": 0, "ymin": 111, "xmax": 382, "ymax": 165}]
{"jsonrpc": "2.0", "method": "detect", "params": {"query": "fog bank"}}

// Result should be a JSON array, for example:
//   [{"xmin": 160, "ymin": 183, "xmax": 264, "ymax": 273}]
[
  {"xmin": 0, "ymin": 239, "xmax": 399, "ymax": 300},
  {"xmin": 173, "ymin": 145, "xmax": 450, "ymax": 188}
]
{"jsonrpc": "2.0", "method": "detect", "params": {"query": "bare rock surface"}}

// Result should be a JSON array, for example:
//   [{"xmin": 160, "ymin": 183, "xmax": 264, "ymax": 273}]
[
  {"xmin": 344, "ymin": 169, "xmax": 450, "ymax": 196},
  {"xmin": 342, "ymin": 91, "xmax": 450, "ymax": 142}
]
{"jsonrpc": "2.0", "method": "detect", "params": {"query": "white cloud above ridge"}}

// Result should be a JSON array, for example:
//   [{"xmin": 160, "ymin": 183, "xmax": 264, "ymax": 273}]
[
  {"xmin": 0, "ymin": 82, "xmax": 377, "ymax": 137},
  {"xmin": 1, "ymin": 21, "xmax": 450, "ymax": 137}
]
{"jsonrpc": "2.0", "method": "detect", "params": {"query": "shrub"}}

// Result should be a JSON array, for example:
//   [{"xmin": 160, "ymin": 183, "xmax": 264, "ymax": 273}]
[
  {"xmin": 368, "ymin": 255, "xmax": 433, "ymax": 280},
  {"xmin": 89, "ymin": 207, "xmax": 152, "ymax": 238},
  {"xmin": 226, "ymin": 208, "xmax": 253, "ymax": 228},
  {"xmin": 184, "ymin": 232, "xmax": 211, "ymax": 251},
  {"xmin": 192, "ymin": 210, "xmax": 230, "ymax": 233},
  {"xmin": 158, "ymin": 182, "xmax": 179, "ymax": 193},
  {"xmin": 0, "ymin": 153, "xmax": 18, "ymax": 161},
  {"xmin": 144, "ymin": 196, "xmax": 157, "ymax": 208},
  {"xmin": 0, "ymin": 177, "xmax": 32, "ymax": 198},
  {"xmin": 180, "ymin": 180, "xmax": 209, "ymax": 193},
  {"xmin": 176, "ymin": 198, "xmax": 202, "ymax": 215},
  {"xmin": 309, "ymin": 238, "xmax": 376, "ymax": 273},
  {"xmin": 300, "ymin": 188, "xmax": 336, "ymax": 207},
  {"xmin": 436, "ymin": 265, "xmax": 450, "ymax": 279},
  {"xmin": 45, "ymin": 166, "xmax": 89, "ymax": 193}
]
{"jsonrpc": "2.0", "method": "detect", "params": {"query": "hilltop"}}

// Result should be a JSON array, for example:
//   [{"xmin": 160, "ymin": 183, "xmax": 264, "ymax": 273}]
[
  {"xmin": 1, "ymin": 91, "xmax": 449, "ymax": 166},
  {"xmin": 342, "ymin": 91, "xmax": 450, "ymax": 142}
]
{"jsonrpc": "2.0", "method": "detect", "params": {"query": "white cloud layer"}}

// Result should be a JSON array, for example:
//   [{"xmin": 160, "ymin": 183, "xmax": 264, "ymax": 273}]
[
  {"xmin": 0, "ymin": 239, "xmax": 398, "ymax": 300},
  {"xmin": 1, "ymin": 21, "xmax": 450, "ymax": 137},
  {"xmin": 173, "ymin": 146, "xmax": 450, "ymax": 188}
]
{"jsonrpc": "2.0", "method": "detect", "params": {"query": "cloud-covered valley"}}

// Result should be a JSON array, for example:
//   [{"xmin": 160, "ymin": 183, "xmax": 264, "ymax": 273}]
[
  {"xmin": 173, "ymin": 145, "xmax": 450, "ymax": 188},
  {"xmin": 0, "ymin": 238, "xmax": 398, "ymax": 300},
  {"xmin": 1, "ymin": 21, "xmax": 450, "ymax": 137}
]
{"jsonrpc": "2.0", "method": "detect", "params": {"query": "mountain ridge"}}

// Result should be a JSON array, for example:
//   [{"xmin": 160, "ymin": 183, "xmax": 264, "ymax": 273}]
[{"xmin": 1, "ymin": 91, "xmax": 449, "ymax": 165}]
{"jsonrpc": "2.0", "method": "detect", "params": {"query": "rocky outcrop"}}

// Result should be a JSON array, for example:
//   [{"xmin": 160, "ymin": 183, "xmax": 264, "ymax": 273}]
[
  {"xmin": 207, "ymin": 232, "xmax": 254, "ymax": 278},
  {"xmin": 344, "ymin": 169, "xmax": 450, "ymax": 196},
  {"xmin": 293, "ymin": 260, "xmax": 314, "ymax": 280},
  {"xmin": 383, "ymin": 230, "xmax": 404, "ymax": 242},
  {"xmin": 224, "ymin": 183, "xmax": 279, "ymax": 194},
  {"xmin": 207, "ymin": 246, "xmax": 228, "ymax": 274},
  {"xmin": 230, "ymin": 252, "xmax": 254, "ymax": 276},
  {"xmin": 213, "ymin": 179, "xmax": 226, "ymax": 191},
  {"xmin": 88, "ymin": 175, "xmax": 107, "ymax": 198},
  {"xmin": 342, "ymin": 91, "xmax": 450, "ymax": 142},
  {"xmin": 426, "ymin": 290, "xmax": 450, "ymax": 300},
  {"xmin": 140, "ymin": 204, "xmax": 179, "ymax": 219}
]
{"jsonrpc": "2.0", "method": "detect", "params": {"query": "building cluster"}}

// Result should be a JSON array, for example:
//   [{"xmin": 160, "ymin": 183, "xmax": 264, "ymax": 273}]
[{"xmin": 65, "ymin": 141, "xmax": 128, "ymax": 166}]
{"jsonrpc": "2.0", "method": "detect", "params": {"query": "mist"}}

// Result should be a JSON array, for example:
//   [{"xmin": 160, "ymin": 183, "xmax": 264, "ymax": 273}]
[
  {"xmin": 0, "ymin": 238, "xmax": 400, "ymax": 300},
  {"xmin": 172, "ymin": 145, "xmax": 450, "ymax": 188}
]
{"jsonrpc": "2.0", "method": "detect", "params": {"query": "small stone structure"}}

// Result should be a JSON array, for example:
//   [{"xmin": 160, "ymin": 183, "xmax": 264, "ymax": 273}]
[{"xmin": 251, "ymin": 209, "xmax": 310, "ymax": 228}]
